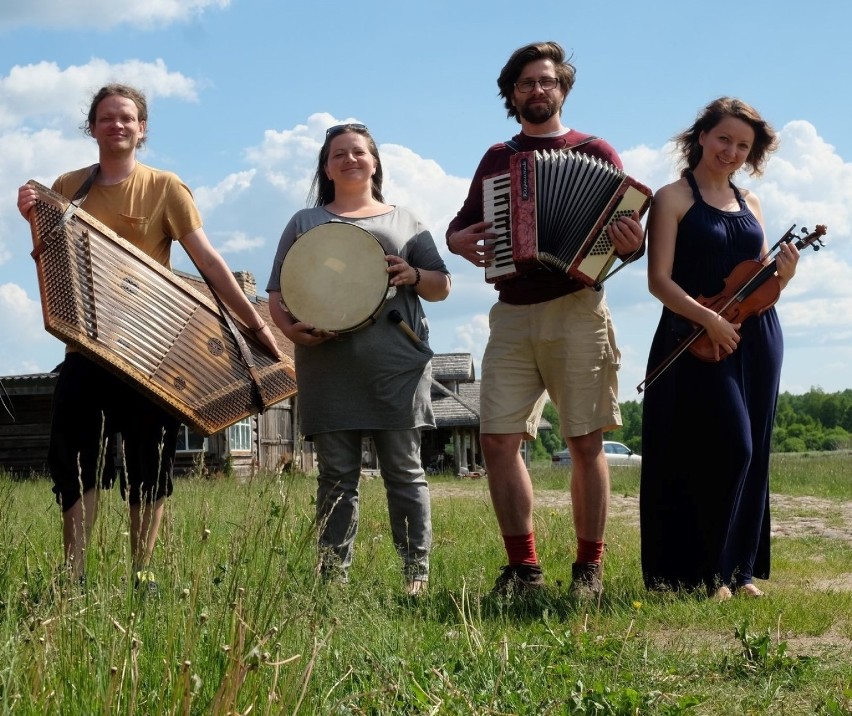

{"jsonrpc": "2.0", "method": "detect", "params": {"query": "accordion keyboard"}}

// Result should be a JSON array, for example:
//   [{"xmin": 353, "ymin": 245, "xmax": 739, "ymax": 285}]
[{"xmin": 483, "ymin": 172, "xmax": 516, "ymax": 280}]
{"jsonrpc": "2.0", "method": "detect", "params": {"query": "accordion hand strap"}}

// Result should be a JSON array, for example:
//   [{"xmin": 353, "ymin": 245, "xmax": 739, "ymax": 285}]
[{"xmin": 592, "ymin": 221, "xmax": 649, "ymax": 290}]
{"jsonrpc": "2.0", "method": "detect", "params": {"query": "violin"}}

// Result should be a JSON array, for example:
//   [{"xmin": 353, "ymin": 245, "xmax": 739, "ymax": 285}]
[{"xmin": 637, "ymin": 223, "xmax": 828, "ymax": 393}]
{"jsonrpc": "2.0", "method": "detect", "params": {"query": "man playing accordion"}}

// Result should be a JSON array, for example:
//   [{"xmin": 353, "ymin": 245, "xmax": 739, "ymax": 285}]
[{"xmin": 446, "ymin": 41, "xmax": 645, "ymax": 601}]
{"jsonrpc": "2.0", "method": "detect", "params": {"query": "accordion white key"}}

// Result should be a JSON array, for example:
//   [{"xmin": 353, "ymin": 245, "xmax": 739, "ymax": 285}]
[{"xmin": 483, "ymin": 150, "xmax": 652, "ymax": 285}]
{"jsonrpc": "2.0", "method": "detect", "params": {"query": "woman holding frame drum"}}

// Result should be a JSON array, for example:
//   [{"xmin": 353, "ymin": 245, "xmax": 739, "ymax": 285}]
[{"xmin": 266, "ymin": 123, "xmax": 451, "ymax": 596}]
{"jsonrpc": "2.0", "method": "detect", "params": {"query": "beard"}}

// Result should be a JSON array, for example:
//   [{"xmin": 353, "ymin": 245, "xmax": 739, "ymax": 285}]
[{"xmin": 517, "ymin": 96, "xmax": 561, "ymax": 124}]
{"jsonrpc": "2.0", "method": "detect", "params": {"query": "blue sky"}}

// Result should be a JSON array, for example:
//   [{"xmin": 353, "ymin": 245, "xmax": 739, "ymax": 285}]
[{"xmin": 2, "ymin": 0, "xmax": 851, "ymax": 397}]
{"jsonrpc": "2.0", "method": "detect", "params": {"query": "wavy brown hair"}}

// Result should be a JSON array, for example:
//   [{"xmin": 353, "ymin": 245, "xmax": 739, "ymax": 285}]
[
  {"xmin": 674, "ymin": 97, "xmax": 778, "ymax": 177},
  {"xmin": 497, "ymin": 41, "xmax": 576, "ymax": 122}
]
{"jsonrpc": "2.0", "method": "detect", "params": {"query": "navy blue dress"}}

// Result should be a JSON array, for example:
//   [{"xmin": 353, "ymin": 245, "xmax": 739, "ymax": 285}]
[{"xmin": 640, "ymin": 172, "xmax": 783, "ymax": 591}]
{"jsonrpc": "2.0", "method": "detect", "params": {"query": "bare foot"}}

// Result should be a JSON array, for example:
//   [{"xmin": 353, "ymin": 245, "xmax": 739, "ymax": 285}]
[
  {"xmin": 713, "ymin": 585, "xmax": 733, "ymax": 602},
  {"xmin": 738, "ymin": 583, "xmax": 765, "ymax": 597}
]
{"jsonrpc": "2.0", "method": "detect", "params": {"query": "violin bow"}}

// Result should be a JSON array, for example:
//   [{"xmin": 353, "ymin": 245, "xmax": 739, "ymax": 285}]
[{"xmin": 637, "ymin": 223, "xmax": 828, "ymax": 394}]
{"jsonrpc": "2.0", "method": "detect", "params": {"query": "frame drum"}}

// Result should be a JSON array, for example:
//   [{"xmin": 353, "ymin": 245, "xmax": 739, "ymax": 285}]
[{"xmin": 279, "ymin": 222, "xmax": 390, "ymax": 333}]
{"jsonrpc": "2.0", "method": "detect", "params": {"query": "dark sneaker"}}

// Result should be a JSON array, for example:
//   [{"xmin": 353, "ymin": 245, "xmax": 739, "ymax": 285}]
[
  {"xmin": 491, "ymin": 563, "xmax": 545, "ymax": 597},
  {"xmin": 134, "ymin": 569, "xmax": 160, "ymax": 598},
  {"xmin": 569, "ymin": 562, "xmax": 603, "ymax": 602}
]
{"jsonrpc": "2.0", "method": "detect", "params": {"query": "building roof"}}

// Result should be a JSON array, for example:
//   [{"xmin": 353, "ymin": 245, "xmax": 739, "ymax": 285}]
[
  {"xmin": 431, "ymin": 353, "xmax": 476, "ymax": 382},
  {"xmin": 431, "ymin": 379, "xmax": 480, "ymax": 428},
  {"xmin": 0, "ymin": 372, "xmax": 59, "ymax": 391}
]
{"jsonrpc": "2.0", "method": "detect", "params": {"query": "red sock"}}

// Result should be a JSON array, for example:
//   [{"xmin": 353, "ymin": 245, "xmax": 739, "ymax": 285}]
[
  {"xmin": 503, "ymin": 532, "xmax": 538, "ymax": 566},
  {"xmin": 576, "ymin": 538, "xmax": 604, "ymax": 564}
]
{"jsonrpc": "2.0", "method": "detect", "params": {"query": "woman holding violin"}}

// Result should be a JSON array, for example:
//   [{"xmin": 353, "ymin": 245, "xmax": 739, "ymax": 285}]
[{"xmin": 640, "ymin": 97, "xmax": 799, "ymax": 600}]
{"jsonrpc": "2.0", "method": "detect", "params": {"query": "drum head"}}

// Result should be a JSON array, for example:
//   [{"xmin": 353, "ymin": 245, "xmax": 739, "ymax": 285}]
[{"xmin": 279, "ymin": 222, "xmax": 390, "ymax": 332}]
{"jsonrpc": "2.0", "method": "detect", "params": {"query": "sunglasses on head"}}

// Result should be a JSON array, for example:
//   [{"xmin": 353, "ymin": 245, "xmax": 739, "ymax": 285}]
[{"xmin": 325, "ymin": 123, "xmax": 368, "ymax": 139}]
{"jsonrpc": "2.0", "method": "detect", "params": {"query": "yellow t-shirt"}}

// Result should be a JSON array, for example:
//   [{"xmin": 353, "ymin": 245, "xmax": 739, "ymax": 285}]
[{"xmin": 52, "ymin": 162, "xmax": 202, "ymax": 268}]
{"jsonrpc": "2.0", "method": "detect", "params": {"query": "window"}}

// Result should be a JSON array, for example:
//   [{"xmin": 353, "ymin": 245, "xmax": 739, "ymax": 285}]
[
  {"xmin": 176, "ymin": 425, "xmax": 207, "ymax": 453},
  {"xmin": 228, "ymin": 417, "xmax": 253, "ymax": 452}
]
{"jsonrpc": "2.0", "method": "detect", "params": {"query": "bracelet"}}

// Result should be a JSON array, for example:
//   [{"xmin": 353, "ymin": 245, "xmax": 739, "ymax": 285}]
[
  {"xmin": 413, "ymin": 267, "xmax": 421, "ymax": 287},
  {"xmin": 251, "ymin": 322, "xmax": 267, "ymax": 333}
]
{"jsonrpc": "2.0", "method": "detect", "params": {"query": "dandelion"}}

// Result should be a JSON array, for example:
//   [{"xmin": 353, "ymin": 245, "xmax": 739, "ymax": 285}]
[{"xmin": 632, "ymin": 600, "xmax": 643, "ymax": 610}]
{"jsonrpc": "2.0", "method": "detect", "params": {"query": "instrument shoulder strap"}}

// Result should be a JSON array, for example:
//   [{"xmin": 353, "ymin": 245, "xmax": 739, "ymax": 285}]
[
  {"xmin": 565, "ymin": 135, "xmax": 600, "ymax": 152},
  {"xmin": 69, "ymin": 164, "xmax": 101, "ymax": 204},
  {"xmin": 504, "ymin": 135, "xmax": 599, "ymax": 154},
  {"xmin": 31, "ymin": 164, "xmax": 100, "ymax": 261},
  {"xmin": 184, "ymin": 252, "xmax": 269, "ymax": 414}
]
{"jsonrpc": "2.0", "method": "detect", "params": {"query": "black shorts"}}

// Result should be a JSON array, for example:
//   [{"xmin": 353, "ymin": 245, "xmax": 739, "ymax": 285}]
[{"xmin": 48, "ymin": 353, "xmax": 180, "ymax": 511}]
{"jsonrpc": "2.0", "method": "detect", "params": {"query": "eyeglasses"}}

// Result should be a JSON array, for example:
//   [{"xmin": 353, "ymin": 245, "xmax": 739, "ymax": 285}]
[
  {"xmin": 325, "ymin": 123, "xmax": 368, "ymax": 138},
  {"xmin": 514, "ymin": 77, "xmax": 559, "ymax": 93}
]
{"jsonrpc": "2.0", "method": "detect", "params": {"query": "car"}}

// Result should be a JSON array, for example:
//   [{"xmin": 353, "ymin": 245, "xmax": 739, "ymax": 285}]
[{"xmin": 551, "ymin": 441, "xmax": 641, "ymax": 467}]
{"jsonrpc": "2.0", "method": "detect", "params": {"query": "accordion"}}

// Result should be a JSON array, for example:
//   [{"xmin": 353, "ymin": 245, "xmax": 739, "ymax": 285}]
[
  {"xmin": 483, "ymin": 150, "xmax": 652, "ymax": 285},
  {"xmin": 26, "ymin": 180, "xmax": 297, "ymax": 436}
]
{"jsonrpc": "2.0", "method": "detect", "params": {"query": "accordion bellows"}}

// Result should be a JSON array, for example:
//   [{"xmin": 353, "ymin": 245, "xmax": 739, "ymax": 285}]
[
  {"xmin": 483, "ymin": 150, "xmax": 653, "ymax": 285},
  {"xmin": 27, "ymin": 180, "xmax": 297, "ymax": 436}
]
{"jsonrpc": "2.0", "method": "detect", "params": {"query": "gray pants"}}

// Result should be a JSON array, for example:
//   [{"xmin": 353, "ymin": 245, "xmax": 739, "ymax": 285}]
[{"xmin": 314, "ymin": 428, "xmax": 431, "ymax": 582}]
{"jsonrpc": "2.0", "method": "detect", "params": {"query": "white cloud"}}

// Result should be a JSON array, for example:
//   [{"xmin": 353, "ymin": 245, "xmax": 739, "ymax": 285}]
[
  {"xmin": 0, "ymin": 283, "xmax": 62, "ymax": 375},
  {"xmin": 244, "ymin": 117, "xmax": 328, "ymax": 202},
  {"xmin": 621, "ymin": 142, "xmax": 679, "ymax": 196},
  {"xmin": 0, "ymin": 59, "xmax": 202, "ymax": 270},
  {"xmin": 726, "ymin": 121, "xmax": 851, "ymax": 246},
  {"xmin": 242, "ymin": 113, "xmax": 471, "ymax": 247},
  {"xmin": 213, "ymin": 230, "xmax": 266, "ymax": 254},
  {"xmin": 193, "ymin": 170, "xmax": 255, "ymax": 213},
  {"xmin": 0, "ymin": 0, "xmax": 231, "ymax": 30},
  {"xmin": 0, "ymin": 59, "xmax": 200, "ymax": 132},
  {"xmin": 452, "ymin": 314, "xmax": 490, "ymax": 364},
  {"xmin": 381, "ymin": 143, "xmax": 473, "ymax": 238}
]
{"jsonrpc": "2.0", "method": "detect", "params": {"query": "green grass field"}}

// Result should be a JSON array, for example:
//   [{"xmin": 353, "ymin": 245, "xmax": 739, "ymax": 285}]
[{"xmin": 0, "ymin": 454, "xmax": 850, "ymax": 715}]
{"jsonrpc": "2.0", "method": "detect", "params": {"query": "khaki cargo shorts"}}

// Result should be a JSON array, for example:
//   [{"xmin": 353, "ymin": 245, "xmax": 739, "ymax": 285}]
[{"xmin": 479, "ymin": 288, "xmax": 622, "ymax": 439}]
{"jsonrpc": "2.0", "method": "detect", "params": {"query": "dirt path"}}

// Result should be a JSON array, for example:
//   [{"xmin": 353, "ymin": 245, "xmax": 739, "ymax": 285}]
[{"xmin": 430, "ymin": 484, "xmax": 852, "ymax": 544}]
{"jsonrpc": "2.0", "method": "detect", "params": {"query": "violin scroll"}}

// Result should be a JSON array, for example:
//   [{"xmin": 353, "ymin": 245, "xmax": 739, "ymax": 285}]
[{"xmin": 776, "ymin": 224, "xmax": 827, "ymax": 253}]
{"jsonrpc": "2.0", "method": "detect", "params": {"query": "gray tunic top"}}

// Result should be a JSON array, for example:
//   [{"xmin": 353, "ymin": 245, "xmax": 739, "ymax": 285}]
[{"xmin": 267, "ymin": 206, "xmax": 449, "ymax": 436}]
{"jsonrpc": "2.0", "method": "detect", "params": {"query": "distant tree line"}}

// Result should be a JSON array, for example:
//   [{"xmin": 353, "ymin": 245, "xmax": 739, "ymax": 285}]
[{"xmin": 532, "ymin": 388, "xmax": 852, "ymax": 458}]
